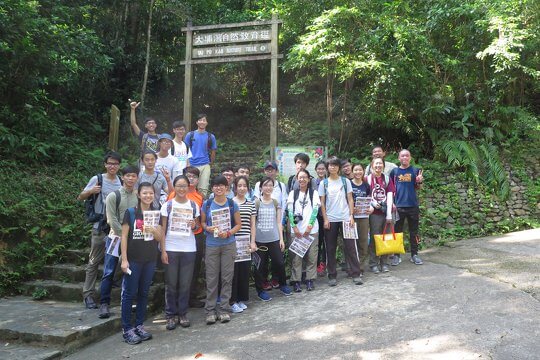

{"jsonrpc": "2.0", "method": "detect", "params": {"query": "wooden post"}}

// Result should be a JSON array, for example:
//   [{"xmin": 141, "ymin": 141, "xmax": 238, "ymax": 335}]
[
  {"xmin": 183, "ymin": 21, "xmax": 194, "ymax": 132},
  {"xmin": 109, "ymin": 105, "xmax": 120, "ymax": 151},
  {"xmin": 270, "ymin": 14, "xmax": 279, "ymax": 161}
]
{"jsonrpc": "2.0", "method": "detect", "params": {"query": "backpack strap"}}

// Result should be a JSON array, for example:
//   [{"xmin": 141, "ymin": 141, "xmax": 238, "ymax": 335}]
[
  {"xmin": 207, "ymin": 132, "xmax": 214, "ymax": 150},
  {"xmin": 127, "ymin": 207, "xmax": 135, "ymax": 228},
  {"xmin": 187, "ymin": 131, "xmax": 194, "ymax": 150},
  {"xmin": 287, "ymin": 175, "xmax": 295, "ymax": 192},
  {"xmin": 140, "ymin": 133, "xmax": 149, "ymax": 155},
  {"xmin": 292, "ymin": 189, "xmax": 300, "ymax": 215},
  {"xmin": 113, "ymin": 189, "xmax": 121, "ymax": 220},
  {"xmin": 341, "ymin": 176, "xmax": 349, "ymax": 205}
]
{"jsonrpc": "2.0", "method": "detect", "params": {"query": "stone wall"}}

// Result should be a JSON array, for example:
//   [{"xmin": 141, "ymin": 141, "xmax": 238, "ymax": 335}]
[{"xmin": 419, "ymin": 157, "xmax": 540, "ymax": 242}]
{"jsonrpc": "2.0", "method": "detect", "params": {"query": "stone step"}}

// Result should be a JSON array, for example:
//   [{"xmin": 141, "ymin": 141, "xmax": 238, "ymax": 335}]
[
  {"xmin": 0, "ymin": 343, "xmax": 62, "ymax": 360},
  {"xmin": 22, "ymin": 277, "xmax": 165, "ymax": 306},
  {"xmin": 62, "ymin": 249, "xmax": 89, "ymax": 266},
  {"xmin": 42, "ymin": 263, "xmax": 164, "ymax": 284},
  {"xmin": 0, "ymin": 296, "xmax": 132, "ymax": 358}
]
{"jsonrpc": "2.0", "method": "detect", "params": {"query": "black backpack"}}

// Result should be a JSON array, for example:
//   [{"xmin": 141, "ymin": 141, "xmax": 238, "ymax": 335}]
[{"xmin": 84, "ymin": 174, "xmax": 104, "ymax": 223}]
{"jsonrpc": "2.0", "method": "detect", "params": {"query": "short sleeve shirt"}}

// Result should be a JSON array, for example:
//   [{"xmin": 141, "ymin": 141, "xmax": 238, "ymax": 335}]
[
  {"xmin": 138, "ymin": 132, "xmax": 160, "ymax": 154},
  {"xmin": 160, "ymin": 199, "xmax": 199, "ymax": 252},
  {"xmin": 83, "ymin": 174, "xmax": 122, "ymax": 229},
  {"xmin": 318, "ymin": 177, "xmax": 353, "ymax": 222},
  {"xmin": 122, "ymin": 208, "xmax": 159, "ymax": 263},
  {"xmin": 203, "ymin": 199, "xmax": 239, "ymax": 247},
  {"xmin": 287, "ymin": 190, "xmax": 321, "ymax": 234}
]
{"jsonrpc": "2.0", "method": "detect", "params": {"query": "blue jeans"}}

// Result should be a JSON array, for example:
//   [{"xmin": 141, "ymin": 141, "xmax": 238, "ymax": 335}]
[
  {"xmin": 164, "ymin": 251, "xmax": 196, "ymax": 318},
  {"xmin": 100, "ymin": 236, "xmax": 120, "ymax": 305},
  {"xmin": 121, "ymin": 260, "xmax": 155, "ymax": 332}
]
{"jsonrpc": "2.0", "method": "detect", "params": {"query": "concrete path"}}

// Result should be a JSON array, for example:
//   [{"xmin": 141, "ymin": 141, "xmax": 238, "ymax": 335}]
[{"xmin": 65, "ymin": 229, "xmax": 540, "ymax": 360}]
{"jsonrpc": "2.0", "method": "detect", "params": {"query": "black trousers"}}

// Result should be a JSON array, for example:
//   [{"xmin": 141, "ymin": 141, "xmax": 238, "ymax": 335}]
[
  {"xmin": 254, "ymin": 240, "xmax": 286, "ymax": 291},
  {"xmin": 324, "ymin": 222, "xmax": 360, "ymax": 279},
  {"xmin": 230, "ymin": 261, "xmax": 250, "ymax": 303},
  {"xmin": 395, "ymin": 206, "xmax": 420, "ymax": 256}
]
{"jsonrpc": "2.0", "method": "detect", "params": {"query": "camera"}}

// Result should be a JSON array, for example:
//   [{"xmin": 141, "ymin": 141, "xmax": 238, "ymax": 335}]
[{"xmin": 293, "ymin": 214, "xmax": 303, "ymax": 225}]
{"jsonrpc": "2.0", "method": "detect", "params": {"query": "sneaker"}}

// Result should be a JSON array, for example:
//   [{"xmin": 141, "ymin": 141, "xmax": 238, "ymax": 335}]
[
  {"xmin": 84, "ymin": 295, "xmax": 98, "ymax": 309},
  {"xmin": 238, "ymin": 302, "xmax": 248, "ymax": 310},
  {"xmin": 353, "ymin": 277, "xmax": 364, "ymax": 285},
  {"xmin": 165, "ymin": 317, "xmax": 176, "ymax": 331},
  {"xmin": 123, "ymin": 328, "xmax": 142, "ymax": 345},
  {"xmin": 381, "ymin": 264, "xmax": 390, "ymax": 272},
  {"xmin": 134, "ymin": 324, "xmax": 152, "ymax": 341},
  {"xmin": 231, "ymin": 303, "xmax": 243, "ymax": 313},
  {"xmin": 178, "ymin": 315, "xmax": 190, "ymax": 328},
  {"xmin": 257, "ymin": 291, "xmax": 272, "ymax": 302},
  {"xmin": 370, "ymin": 265, "xmax": 380, "ymax": 274},
  {"xmin": 411, "ymin": 255, "xmax": 424, "ymax": 265},
  {"xmin": 219, "ymin": 313, "xmax": 230, "ymax": 323},
  {"xmin": 98, "ymin": 303, "xmax": 110, "ymax": 319},
  {"xmin": 206, "ymin": 314, "xmax": 217, "ymax": 325},
  {"xmin": 271, "ymin": 279, "xmax": 280, "ymax": 289},
  {"xmin": 293, "ymin": 282, "xmax": 302, "ymax": 293},
  {"xmin": 306, "ymin": 280, "xmax": 314, "ymax": 291},
  {"xmin": 280, "ymin": 285, "xmax": 292, "ymax": 296},
  {"xmin": 391, "ymin": 254, "xmax": 401, "ymax": 266},
  {"xmin": 261, "ymin": 280, "xmax": 273, "ymax": 291},
  {"xmin": 328, "ymin": 278, "xmax": 337, "ymax": 287},
  {"xmin": 216, "ymin": 296, "xmax": 221, "ymax": 304}
]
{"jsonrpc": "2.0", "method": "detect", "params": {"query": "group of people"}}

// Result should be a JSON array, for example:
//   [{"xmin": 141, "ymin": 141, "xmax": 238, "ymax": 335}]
[{"xmin": 78, "ymin": 104, "xmax": 425, "ymax": 345}]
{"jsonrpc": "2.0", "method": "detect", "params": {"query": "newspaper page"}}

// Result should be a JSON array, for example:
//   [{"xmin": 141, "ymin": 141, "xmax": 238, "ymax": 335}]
[
  {"xmin": 106, "ymin": 235, "xmax": 121, "ymax": 257},
  {"xmin": 169, "ymin": 207, "xmax": 193, "ymax": 236},
  {"xmin": 354, "ymin": 197, "xmax": 371, "ymax": 218},
  {"xmin": 342, "ymin": 221, "xmax": 358, "ymax": 239},
  {"xmin": 143, "ymin": 210, "xmax": 161, "ymax": 241},
  {"xmin": 251, "ymin": 251, "xmax": 261, "ymax": 270},
  {"xmin": 211, "ymin": 207, "xmax": 231, "ymax": 233},
  {"xmin": 289, "ymin": 235, "xmax": 315, "ymax": 258},
  {"xmin": 235, "ymin": 235, "xmax": 251, "ymax": 263}
]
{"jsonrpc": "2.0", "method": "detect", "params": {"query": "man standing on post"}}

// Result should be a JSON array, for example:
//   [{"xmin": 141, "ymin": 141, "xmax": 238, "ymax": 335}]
[
  {"xmin": 78, "ymin": 152, "xmax": 123, "ymax": 309},
  {"xmin": 98, "ymin": 165, "xmax": 139, "ymax": 318},
  {"xmin": 184, "ymin": 114, "xmax": 217, "ymax": 198},
  {"xmin": 390, "ymin": 149, "xmax": 424, "ymax": 266}
]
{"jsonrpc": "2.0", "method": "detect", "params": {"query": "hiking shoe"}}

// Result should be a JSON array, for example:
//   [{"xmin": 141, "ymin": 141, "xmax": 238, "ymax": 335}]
[
  {"xmin": 134, "ymin": 325, "xmax": 152, "ymax": 341},
  {"xmin": 165, "ymin": 317, "xmax": 176, "ymax": 330},
  {"xmin": 271, "ymin": 279, "xmax": 280, "ymax": 289},
  {"xmin": 231, "ymin": 303, "xmax": 243, "ymax": 313},
  {"xmin": 238, "ymin": 302, "xmax": 248, "ymax": 310},
  {"xmin": 306, "ymin": 280, "xmax": 314, "ymax": 291},
  {"xmin": 261, "ymin": 280, "xmax": 272, "ymax": 291},
  {"xmin": 391, "ymin": 254, "xmax": 402, "ymax": 266},
  {"xmin": 84, "ymin": 295, "xmax": 98, "ymax": 309},
  {"xmin": 370, "ymin": 265, "xmax": 380, "ymax": 274},
  {"xmin": 353, "ymin": 277, "xmax": 364, "ymax": 285},
  {"xmin": 123, "ymin": 328, "xmax": 142, "ymax": 345},
  {"xmin": 280, "ymin": 285, "xmax": 292, "ymax": 296},
  {"xmin": 257, "ymin": 291, "xmax": 272, "ymax": 302},
  {"xmin": 206, "ymin": 314, "xmax": 217, "ymax": 325},
  {"xmin": 411, "ymin": 255, "xmax": 424, "ymax": 265},
  {"xmin": 381, "ymin": 265, "xmax": 390, "ymax": 273},
  {"xmin": 216, "ymin": 296, "xmax": 221, "ymax": 304},
  {"xmin": 179, "ymin": 315, "xmax": 190, "ymax": 328},
  {"xmin": 98, "ymin": 303, "xmax": 110, "ymax": 319},
  {"xmin": 293, "ymin": 282, "xmax": 302, "ymax": 293},
  {"xmin": 328, "ymin": 278, "xmax": 337, "ymax": 287},
  {"xmin": 219, "ymin": 313, "xmax": 231, "ymax": 323},
  {"xmin": 317, "ymin": 262, "xmax": 326, "ymax": 277}
]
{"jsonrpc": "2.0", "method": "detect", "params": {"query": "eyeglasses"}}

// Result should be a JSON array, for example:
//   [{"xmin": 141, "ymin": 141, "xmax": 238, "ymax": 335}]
[
  {"xmin": 186, "ymin": 174, "xmax": 199, "ymax": 179},
  {"xmin": 106, "ymin": 163, "xmax": 120, "ymax": 166},
  {"xmin": 174, "ymin": 184, "xmax": 188, "ymax": 189}
]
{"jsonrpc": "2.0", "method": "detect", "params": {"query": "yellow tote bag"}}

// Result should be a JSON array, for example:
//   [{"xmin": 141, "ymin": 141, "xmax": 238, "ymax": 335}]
[{"xmin": 374, "ymin": 224, "xmax": 405, "ymax": 256}]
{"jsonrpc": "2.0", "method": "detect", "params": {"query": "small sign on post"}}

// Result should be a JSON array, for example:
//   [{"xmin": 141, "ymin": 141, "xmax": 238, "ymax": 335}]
[{"xmin": 109, "ymin": 105, "xmax": 120, "ymax": 151}]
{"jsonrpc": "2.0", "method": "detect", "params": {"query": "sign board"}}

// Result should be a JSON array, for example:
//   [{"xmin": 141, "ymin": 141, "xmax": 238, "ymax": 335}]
[
  {"xmin": 193, "ymin": 43, "xmax": 271, "ymax": 58},
  {"xmin": 275, "ymin": 146, "xmax": 327, "ymax": 179},
  {"xmin": 193, "ymin": 29, "xmax": 271, "ymax": 46}
]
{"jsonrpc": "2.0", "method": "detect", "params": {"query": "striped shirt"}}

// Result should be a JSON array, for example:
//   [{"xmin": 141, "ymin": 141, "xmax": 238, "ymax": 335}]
[{"xmin": 235, "ymin": 199, "xmax": 255, "ymax": 237}]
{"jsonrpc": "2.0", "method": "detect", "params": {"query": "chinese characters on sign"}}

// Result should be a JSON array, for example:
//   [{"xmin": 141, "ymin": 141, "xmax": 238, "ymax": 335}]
[{"xmin": 193, "ymin": 29, "xmax": 271, "ymax": 46}]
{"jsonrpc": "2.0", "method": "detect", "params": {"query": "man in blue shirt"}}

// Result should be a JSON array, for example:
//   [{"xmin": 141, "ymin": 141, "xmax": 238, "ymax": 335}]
[
  {"xmin": 184, "ymin": 114, "xmax": 217, "ymax": 197},
  {"xmin": 390, "ymin": 149, "xmax": 424, "ymax": 265}
]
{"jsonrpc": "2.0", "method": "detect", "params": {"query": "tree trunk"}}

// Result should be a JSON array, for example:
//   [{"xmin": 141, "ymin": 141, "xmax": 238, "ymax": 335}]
[
  {"xmin": 140, "ymin": 0, "xmax": 155, "ymax": 109},
  {"xmin": 338, "ymin": 77, "xmax": 353, "ymax": 153},
  {"xmin": 326, "ymin": 70, "xmax": 335, "ymax": 140}
]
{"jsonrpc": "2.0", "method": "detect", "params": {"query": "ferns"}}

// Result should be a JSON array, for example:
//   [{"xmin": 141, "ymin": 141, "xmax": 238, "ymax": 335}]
[{"xmin": 440, "ymin": 139, "xmax": 510, "ymax": 199}]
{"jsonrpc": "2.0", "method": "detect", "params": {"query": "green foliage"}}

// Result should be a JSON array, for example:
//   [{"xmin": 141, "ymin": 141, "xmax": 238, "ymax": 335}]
[{"xmin": 32, "ymin": 287, "xmax": 49, "ymax": 301}]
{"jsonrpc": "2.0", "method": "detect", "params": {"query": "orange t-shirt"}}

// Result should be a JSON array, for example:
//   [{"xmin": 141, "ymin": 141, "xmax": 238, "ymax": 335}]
[{"xmin": 187, "ymin": 189, "xmax": 204, "ymax": 235}]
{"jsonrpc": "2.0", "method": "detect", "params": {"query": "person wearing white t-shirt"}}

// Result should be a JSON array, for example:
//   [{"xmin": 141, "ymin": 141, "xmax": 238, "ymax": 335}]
[
  {"xmin": 318, "ymin": 157, "xmax": 363, "ymax": 287},
  {"xmin": 160, "ymin": 175, "xmax": 200, "ymax": 331},
  {"xmin": 156, "ymin": 134, "xmax": 182, "ymax": 181},
  {"xmin": 171, "ymin": 121, "xmax": 192, "ymax": 173},
  {"xmin": 287, "ymin": 169, "xmax": 321, "ymax": 292}
]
